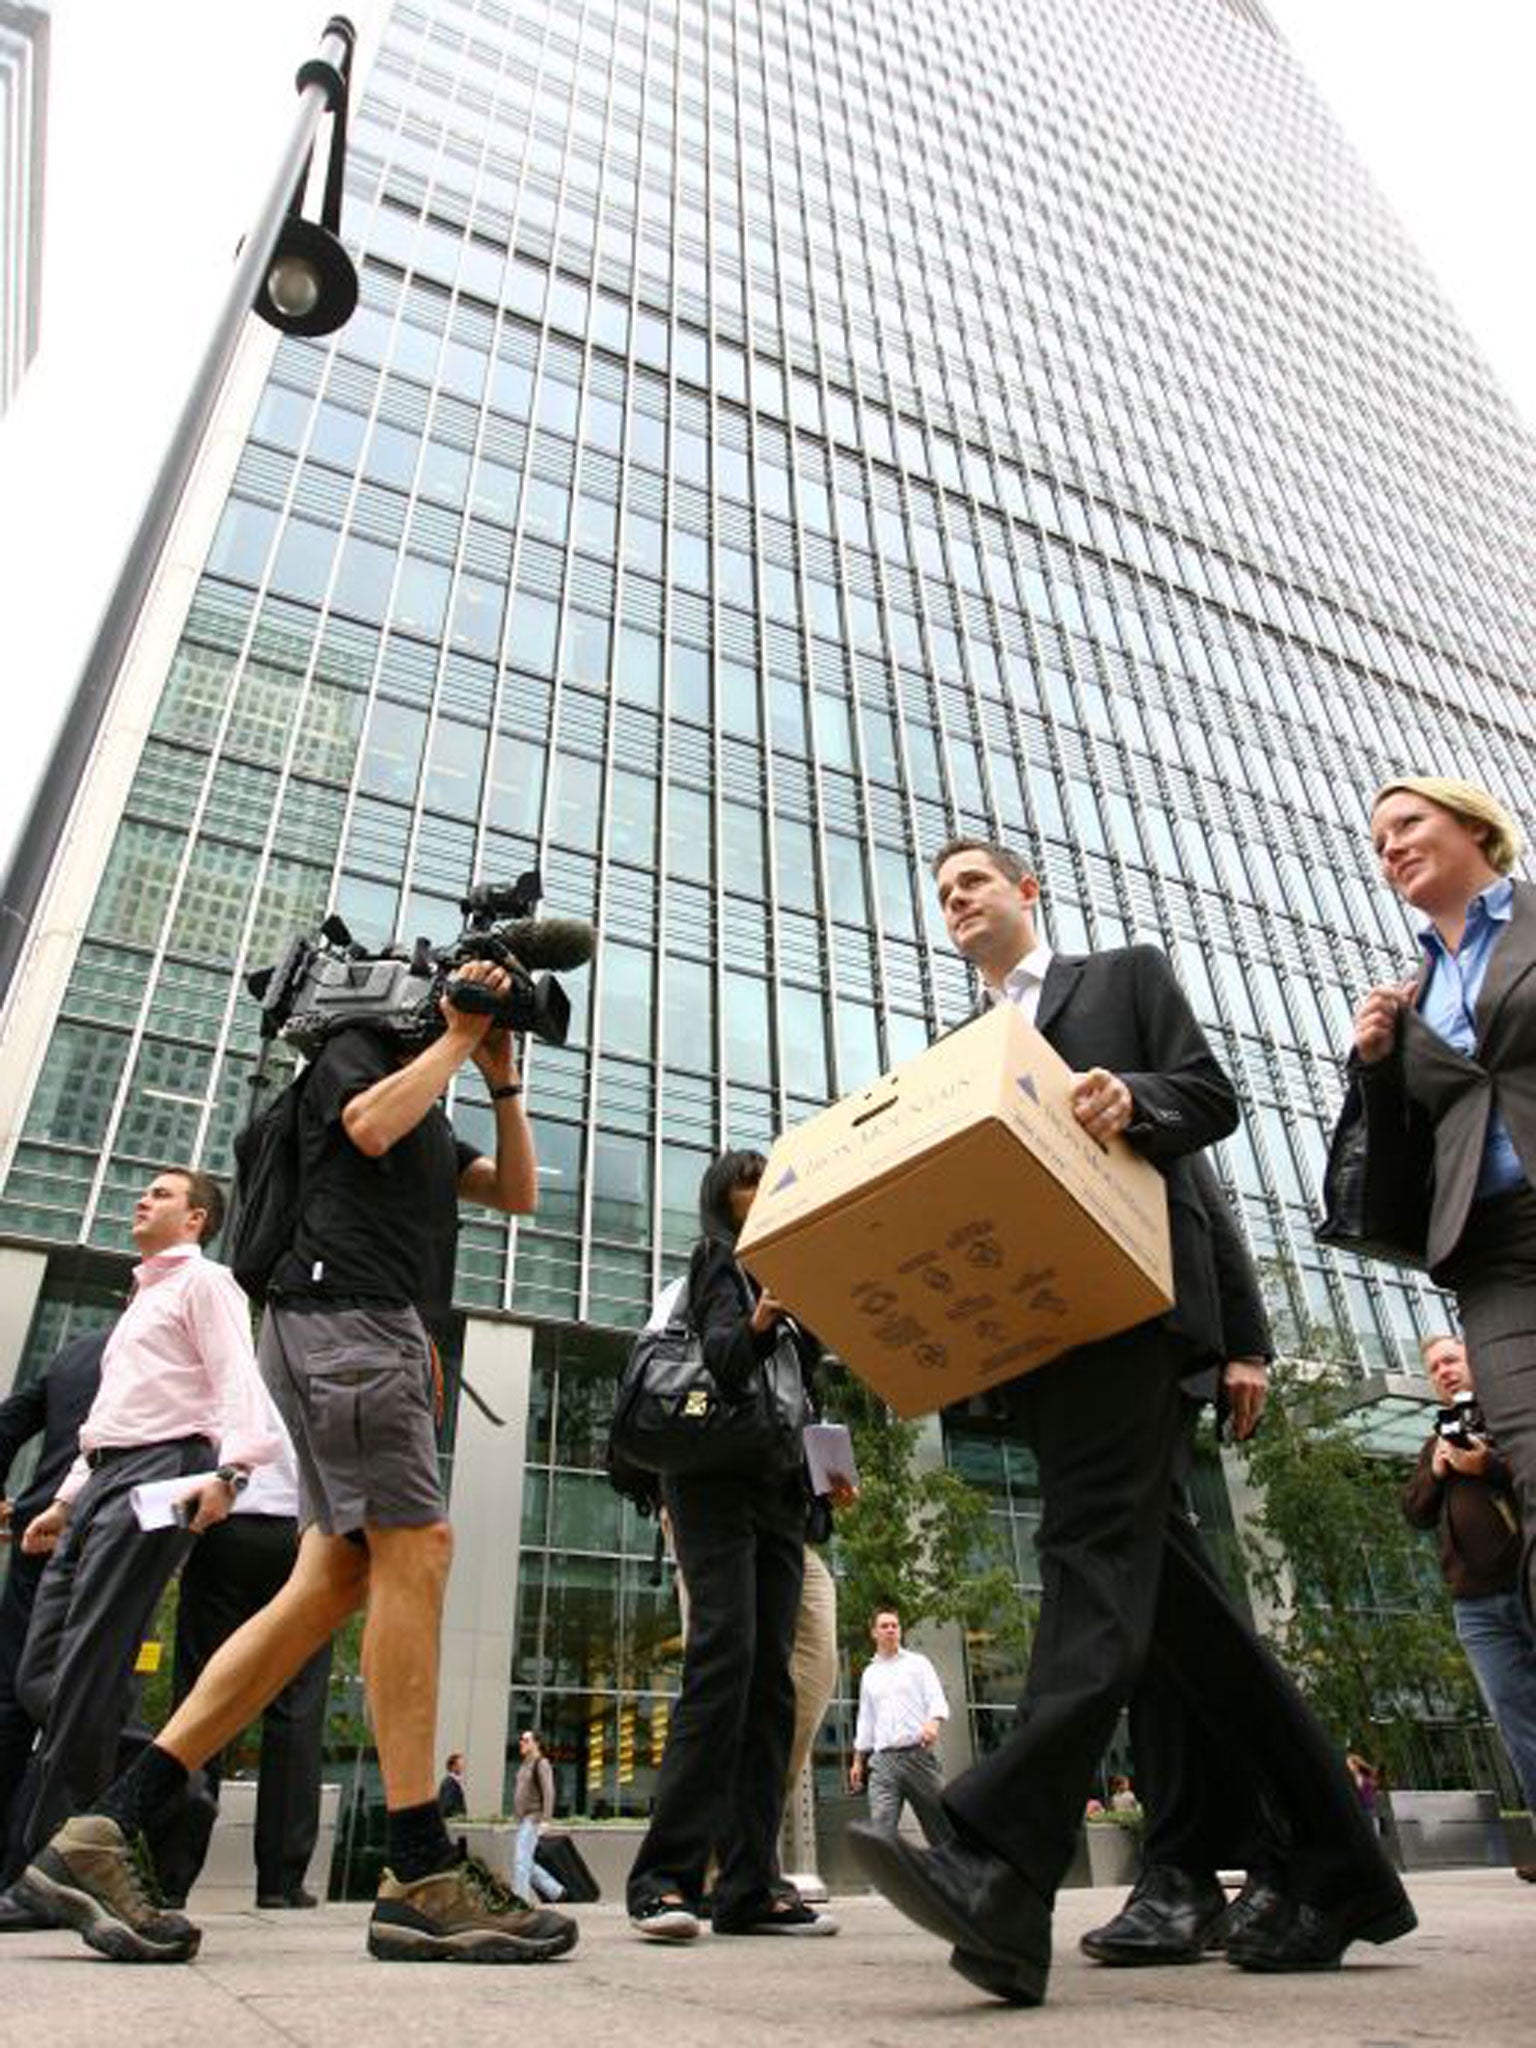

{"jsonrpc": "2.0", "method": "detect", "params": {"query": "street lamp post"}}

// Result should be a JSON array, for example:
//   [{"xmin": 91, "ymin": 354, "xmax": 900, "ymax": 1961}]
[{"xmin": 0, "ymin": 15, "xmax": 361, "ymax": 1012}]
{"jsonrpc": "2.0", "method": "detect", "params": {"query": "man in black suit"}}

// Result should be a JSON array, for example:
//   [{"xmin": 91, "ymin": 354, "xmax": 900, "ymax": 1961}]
[
  {"xmin": 0, "ymin": 1326, "xmax": 111, "ymax": 1918},
  {"xmin": 848, "ymin": 840, "xmax": 1413, "ymax": 2003}
]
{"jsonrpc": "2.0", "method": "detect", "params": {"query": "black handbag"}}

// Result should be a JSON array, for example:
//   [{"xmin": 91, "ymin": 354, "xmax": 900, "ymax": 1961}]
[
  {"xmin": 1315, "ymin": 1068, "xmax": 1433, "ymax": 1269},
  {"xmin": 607, "ymin": 1264, "xmax": 809, "ymax": 1478}
]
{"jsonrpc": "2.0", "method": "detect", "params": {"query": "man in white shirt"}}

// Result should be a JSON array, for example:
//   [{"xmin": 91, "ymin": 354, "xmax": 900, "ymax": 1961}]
[
  {"xmin": 14, "ymin": 1167, "xmax": 279, "ymax": 1869},
  {"xmin": 849, "ymin": 1605, "xmax": 952, "ymax": 1845}
]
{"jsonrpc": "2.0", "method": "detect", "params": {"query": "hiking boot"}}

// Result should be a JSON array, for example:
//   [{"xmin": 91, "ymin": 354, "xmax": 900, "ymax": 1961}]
[
  {"xmin": 368, "ymin": 1855, "xmax": 578, "ymax": 1963},
  {"xmin": 17, "ymin": 1815, "xmax": 200, "ymax": 1962}
]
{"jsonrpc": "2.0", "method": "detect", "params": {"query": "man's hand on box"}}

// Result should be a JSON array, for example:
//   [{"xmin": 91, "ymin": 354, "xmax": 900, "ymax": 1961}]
[{"xmin": 1068, "ymin": 1068, "xmax": 1133, "ymax": 1143}]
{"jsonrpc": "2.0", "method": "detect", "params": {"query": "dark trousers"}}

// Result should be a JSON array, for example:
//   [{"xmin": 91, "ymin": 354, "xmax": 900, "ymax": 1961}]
[
  {"xmin": 150, "ymin": 1514, "xmax": 332, "ymax": 1902},
  {"xmin": 944, "ymin": 1328, "xmax": 1391, "ymax": 1912},
  {"xmin": 627, "ymin": 1468, "xmax": 804, "ymax": 1920},
  {"xmin": 1126, "ymin": 1417, "xmax": 1276, "ymax": 1881},
  {"xmin": 1441, "ymin": 1184, "xmax": 1536, "ymax": 1623},
  {"xmin": 11, "ymin": 1438, "xmax": 209, "ymax": 1870},
  {"xmin": 0, "ymin": 1549, "xmax": 46, "ymax": 1861}
]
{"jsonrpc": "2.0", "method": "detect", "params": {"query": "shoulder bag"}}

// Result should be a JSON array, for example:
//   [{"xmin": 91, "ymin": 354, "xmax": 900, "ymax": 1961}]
[
  {"xmin": 607, "ymin": 1264, "xmax": 809, "ymax": 1478},
  {"xmin": 1314, "ymin": 1067, "xmax": 1433, "ymax": 1269}
]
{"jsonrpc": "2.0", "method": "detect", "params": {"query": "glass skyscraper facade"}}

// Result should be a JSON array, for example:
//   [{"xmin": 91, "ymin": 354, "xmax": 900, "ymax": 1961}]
[
  {"xmin": 3, "ymin": 0, "xmax": 1533, "ymax": 1818},
  {"xmin": 0, "ymin": 1, "xmax": 49, "ymax": 416}
]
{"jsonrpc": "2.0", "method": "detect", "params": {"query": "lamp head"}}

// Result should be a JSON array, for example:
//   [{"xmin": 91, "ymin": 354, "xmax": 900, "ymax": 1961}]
[{"xmin": 254, "ymin": 216, "xmax": 358, "ymax": 337}]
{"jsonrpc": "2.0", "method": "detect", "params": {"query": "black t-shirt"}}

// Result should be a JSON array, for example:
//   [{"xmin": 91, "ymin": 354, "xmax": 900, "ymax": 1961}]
[{"xmin": 270, "ymin": 1027, "xmax": 479, "ymax": 1328}]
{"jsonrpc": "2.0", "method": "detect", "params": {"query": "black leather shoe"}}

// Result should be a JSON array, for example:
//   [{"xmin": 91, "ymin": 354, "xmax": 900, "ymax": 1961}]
[
  {"xmin": 1225, "ymin": 1878, "xmax": 1416, "ymax": 1972},
  {"xmin": 256, "ymin": 1887, "xmax": 319, "ymax": 1909},
  {"xmin": 846, "ymin": 1821, "xmax": 1050, "ymax": 2005},
  {"xmin": 1207, "ymin": 1876, "xmax": 1284, "ymax": 1952},
  {"xmin": 1080, "ymin": 1864, "xmax": 1227, "ymax": 1965}
]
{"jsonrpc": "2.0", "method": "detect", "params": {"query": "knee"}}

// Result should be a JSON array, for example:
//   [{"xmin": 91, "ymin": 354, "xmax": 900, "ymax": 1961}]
[{"xmin": 415, "ymin": 1520, "xmax": 454, "ymax": 1582}]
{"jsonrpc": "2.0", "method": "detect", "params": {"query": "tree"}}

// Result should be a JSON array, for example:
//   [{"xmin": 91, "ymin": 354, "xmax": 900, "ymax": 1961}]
[
  {"xmin": 826, "ymin": 1368, "xmax": 1035, "ymax": 1667},
  {"xmin": 1235, "ymin": 1350, "xmax": 1480, "ymax": 1786}
]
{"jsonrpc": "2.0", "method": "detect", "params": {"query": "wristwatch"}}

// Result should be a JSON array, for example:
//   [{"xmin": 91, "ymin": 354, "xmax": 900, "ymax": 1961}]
[{"xmin": 215, "ymin": 1464, "xmax": 250, "ymax": 1496}]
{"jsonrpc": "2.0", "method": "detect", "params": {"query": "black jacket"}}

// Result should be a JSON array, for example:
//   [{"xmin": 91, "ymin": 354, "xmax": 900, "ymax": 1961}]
[
  {"xmin": 1363, "ymin": 878, "xmax": 1536, "ymax": 1273},
  {"xmin": 1017, "ymin": 946, "xmax": 1240, "ymax": 1365},
  {"xmin": 0, "ymin": 1327, "xmax": 110, "ymax": 1528},
  {"xmin": 688, "ymin": 1235, "xmax": 821, "ymax": 1403},
  {"xmin": 1184, "ymin": 1151, "xmax": 1273, "ymax": 1407}
]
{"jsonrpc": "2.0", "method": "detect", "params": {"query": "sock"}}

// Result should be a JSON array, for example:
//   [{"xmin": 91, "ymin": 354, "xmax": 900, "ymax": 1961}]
[
  {"xmin": 95, "ymin": 1744, "xmax": 190, "ymax": 1838},
  {"xmin": 386, "ymin": 1800, "xmax": 457, "ymax": 1882}
]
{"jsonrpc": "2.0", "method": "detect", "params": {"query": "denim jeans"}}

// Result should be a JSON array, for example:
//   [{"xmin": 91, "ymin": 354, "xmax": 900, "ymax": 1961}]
[
  {"xmin": 1454, "ymin": 1592, "xmax": 1536, "ymax": 1811},
  {"xmin": 513, "ymin": 1815, "xmax": 565, "ymax": 1902}
]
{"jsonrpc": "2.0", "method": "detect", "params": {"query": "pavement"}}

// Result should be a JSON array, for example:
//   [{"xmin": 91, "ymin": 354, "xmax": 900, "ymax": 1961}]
[{"xmin": 3, "ymin": 1871, "xmax": 1533, "ymax": 2046}]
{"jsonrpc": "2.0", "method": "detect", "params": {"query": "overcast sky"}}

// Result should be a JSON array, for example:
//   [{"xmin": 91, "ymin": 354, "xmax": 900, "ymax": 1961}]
[{"xmin": 1, "ymin": 1, "xmax": 1532, "ymax": 878}]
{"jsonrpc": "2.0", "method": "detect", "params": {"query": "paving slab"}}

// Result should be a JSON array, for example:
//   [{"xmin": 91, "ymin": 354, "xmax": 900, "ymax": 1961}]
[{"xmin": 2, "ymin": 1870, "xmax": 1532, "ymax": 2046}]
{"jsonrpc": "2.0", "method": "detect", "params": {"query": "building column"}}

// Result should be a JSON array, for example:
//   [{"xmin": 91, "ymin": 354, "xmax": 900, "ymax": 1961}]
[
  {"xmin": 1220, "ymin": 1443, "xmax": 1292, "ymax": 1639},
  {"xmin": 437, "ymin": 1314, "xmax": 532, "ymax": 1817},
  {"xmin": 909, "ymin": 1411, "xmax": 976, "ymax": 1774},
  {"xmin": 0, "ymin": 1244, "xmax": 48, "ymax": 1393}
]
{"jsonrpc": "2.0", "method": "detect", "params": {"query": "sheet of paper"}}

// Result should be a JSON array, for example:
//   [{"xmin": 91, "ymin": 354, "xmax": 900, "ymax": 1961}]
[
  {"xmin": 129, "ymin": 1471, "xmax": 220, "ymax": 1530},
  {"xmin": 803, "ymin": 1421, "xmax": 858, "ymax": 1497}
]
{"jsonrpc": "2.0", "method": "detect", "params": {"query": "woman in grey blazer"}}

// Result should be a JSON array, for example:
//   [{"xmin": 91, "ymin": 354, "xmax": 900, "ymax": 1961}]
[{"xmin": 1349, "ymin": 774, "xmax": 1536, "ymax": 1614}]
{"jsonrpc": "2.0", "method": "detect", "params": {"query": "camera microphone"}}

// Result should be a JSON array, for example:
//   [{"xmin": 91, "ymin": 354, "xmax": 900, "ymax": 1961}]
[{"xmin": 497, "ymin": 917, "xmax": 595, "ymax": 972}]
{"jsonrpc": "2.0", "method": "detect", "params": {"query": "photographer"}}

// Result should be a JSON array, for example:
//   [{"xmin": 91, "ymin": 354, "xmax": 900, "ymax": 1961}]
[
  {"xmin": 1403, "ymin": 1332, "xmax": 1536, "ymax": 1861},
  {"xmin": 19, "ymin": 963, "xmax": 578, "ymax": 1967}
]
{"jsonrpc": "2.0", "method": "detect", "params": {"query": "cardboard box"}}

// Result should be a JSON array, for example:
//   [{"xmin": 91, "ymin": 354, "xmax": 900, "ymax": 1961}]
[{"xmin": 736, "ymin": 1002, "xmax": 1173, "ymax": 1417}]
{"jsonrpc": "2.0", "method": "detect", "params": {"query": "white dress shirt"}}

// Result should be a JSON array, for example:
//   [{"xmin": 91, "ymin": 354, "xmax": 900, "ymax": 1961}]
[
  {"xmin": 854, "ymin": 1646, "xmax": 950, "ymax": 1754},
  {"xmin": 984, "ymin": 942, "xmax": 1055, "ymax": 1027},
  {"xmin": 58, "ymin": 1244, "xmax": 281, "ymax": 1503}
]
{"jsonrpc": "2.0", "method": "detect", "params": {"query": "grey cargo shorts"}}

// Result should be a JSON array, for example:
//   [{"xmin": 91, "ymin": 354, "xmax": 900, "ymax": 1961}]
[{"xmin": 259, "ymin": 1303, "xmax": 445, "ymax": 1536}]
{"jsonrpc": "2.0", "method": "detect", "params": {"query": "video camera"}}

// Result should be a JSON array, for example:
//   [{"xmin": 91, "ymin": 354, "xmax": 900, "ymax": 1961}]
[
  {"xmin": 1434, "ymin": 1389, "xmax": 1488, "ymax": 1449},
  {"xmin": 246, "ymin": 869, "xmax": 592, "ymax": 1056}
]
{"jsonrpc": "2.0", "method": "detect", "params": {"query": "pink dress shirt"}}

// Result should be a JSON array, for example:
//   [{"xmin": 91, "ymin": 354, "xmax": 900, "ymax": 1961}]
[{"xmin": 57, "ymin": 1244, "xmax": 281, "ymax": 1504}]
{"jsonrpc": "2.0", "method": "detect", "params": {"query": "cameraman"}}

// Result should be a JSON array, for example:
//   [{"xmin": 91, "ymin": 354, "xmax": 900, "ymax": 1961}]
[
  {"xmin": 1403, "ymin": 1332, "xmax": 1536, "ymax": 1858},
  {"xmin": 19, "ymin": 963, "xmax": 579, "ymax": 1966}
]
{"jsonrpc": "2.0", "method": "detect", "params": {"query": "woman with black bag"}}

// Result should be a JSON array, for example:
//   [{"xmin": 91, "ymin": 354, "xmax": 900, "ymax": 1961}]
[
  {"xmin": 626, "ymin": 1149, "xmax": 834, "ymax": 1941},
  {"xmin": 1335, "ymin": 776, "xmax": 1536, "ymax": 1619}
]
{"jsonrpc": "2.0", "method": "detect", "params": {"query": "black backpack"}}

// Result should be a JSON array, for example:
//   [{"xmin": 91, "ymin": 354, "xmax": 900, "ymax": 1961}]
[{"xmin": 227, "ymin": 1065, "xmax": 312, "ymax": 1306}]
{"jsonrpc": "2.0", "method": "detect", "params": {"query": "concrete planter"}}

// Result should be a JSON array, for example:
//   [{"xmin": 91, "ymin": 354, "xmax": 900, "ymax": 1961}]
[
  {"xmin": 1388, "ymin": 1790, "xmax": 1509, "ymax": 1869},
  {"xmin": 1085, "ymin": 1821, "xmax": 1142, "ymax": 1888},
  {"xmin": 461, "ymin": 1818, "xmax": 645, "ymax": 1900}
]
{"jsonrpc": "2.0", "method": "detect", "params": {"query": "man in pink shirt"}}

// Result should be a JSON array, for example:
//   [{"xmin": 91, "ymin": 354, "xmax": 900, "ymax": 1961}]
[{"xmin": 12, "ymin": 1166, "xmax": 278, "ymax": 1870}]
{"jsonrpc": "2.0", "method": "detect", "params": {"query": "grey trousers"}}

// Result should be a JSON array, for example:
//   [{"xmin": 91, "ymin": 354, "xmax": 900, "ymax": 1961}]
[
  {"xmin": 14, "ymin": 1437, "xmax": 209, "ymax": 1859},
  {"xmin": 867, "ymin": 1744, "xmax": 953, "ymax": 1845}
]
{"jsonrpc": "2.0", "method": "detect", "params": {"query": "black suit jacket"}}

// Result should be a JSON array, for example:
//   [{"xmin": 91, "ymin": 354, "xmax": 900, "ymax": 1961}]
[
  {"xmin": 1183, "ymin": 1152, "xmax": 1273, "ymax": 1406},
  {"xmin": 0, "ymin": 1328, "xmax": 110, "ymax": 1531},
  {"xmin": 997, "ymin": 946, "xmax": 1241, "ymax": 1365},
  {"xmin": 1366, "ymin": 877, "xmax": 1536, "ymax": 1271}
]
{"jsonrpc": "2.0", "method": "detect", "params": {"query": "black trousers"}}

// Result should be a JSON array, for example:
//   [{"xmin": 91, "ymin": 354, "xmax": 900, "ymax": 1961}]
[
  {"xmin": 1439, "ymin": 1183, "xmax": 1536, "ymax": 1623},
  {"xmin": 1126, "ymin": 1413, "xmax": 1276, "ymax": 1881},
  {"xmin": 627, "ymin": 1468, "xmax": 804, "ymax": 1919},
  {"xmin": 150, "ymin": 1514, "xmax": 332, "ymax": 1902},
  {"xmin": 12, "ymin": 1438, "xmax": 209, "ymax": 1868},
  {"xmin": 944, "ymin": 1327, "xmax": 1392, "ymax": 1913}
]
